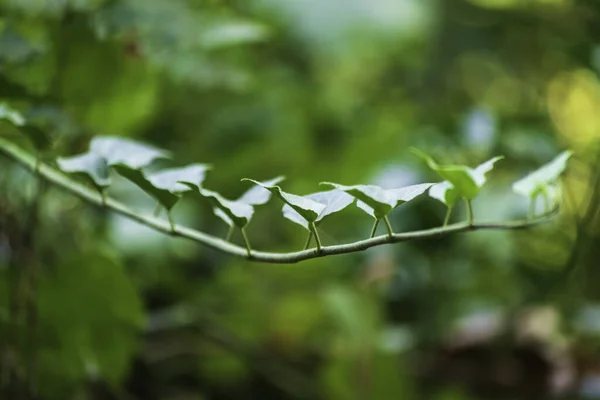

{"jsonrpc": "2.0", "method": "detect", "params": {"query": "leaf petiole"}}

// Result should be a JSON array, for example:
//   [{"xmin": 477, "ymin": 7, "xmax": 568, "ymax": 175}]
[
  {"xmin": 304, "ymin": 231, "xmax": 313, "ymax": 250},
  {"xmin": 370, "ymin": 219, "xmax": 380, "ymax": 238},
  {"xmin": 383, "ymin": 216, "xmax": 394, "ymax": 237}
]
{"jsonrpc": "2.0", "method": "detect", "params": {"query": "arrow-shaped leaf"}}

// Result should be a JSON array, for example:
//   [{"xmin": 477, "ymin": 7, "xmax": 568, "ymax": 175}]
[
  {"xmin": 57, "ymin": 152, "xmax": 111, "ymax": 189},
  {"xmin": 411, "ymin": 148, "xmax": 503, "ymax": 200},
  {"xmin": 242, "ymin": 179, "xmax": 326, "ymax": 223},
  {"xmin": 197, "ymin": 187, "xmax": 254, "ymax": 228},
  {"xmin": 282, "ymin": 190, "xmax": 354, "ymax": 230},
  {"xmin": 147, "ymin": 164, "xmax": 211, "ymax": 194},
  {"xmin": 90, "ymin": 136, "xmax": 169, "ymax": 169},
  {"xmin": 322, "ymin": 182, "xmax": 434, "ymax": 220},
  {"xmin": 112, "ymin": 165, "xmax": 180, "ymax": 211},
  {"xmin": 0, "ymin": 103, "xmax": 51, "ymax": 150},
  {"xmin": 428, "ymin": 181, "xmax": 461, "ymax": 208},
  {"xmin": 237, "ymin": 176, "xmax": 285, "ymax": 205},
  {"xmin": 512, "ymin": 151, "xmax": 572, "ymax": 198}
]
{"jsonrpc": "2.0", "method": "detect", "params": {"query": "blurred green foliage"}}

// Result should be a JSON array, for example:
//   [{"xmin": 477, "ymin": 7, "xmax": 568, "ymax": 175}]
[{"xmin": 1, "ymin": 0, "xmax": 600, "ymax": 399}]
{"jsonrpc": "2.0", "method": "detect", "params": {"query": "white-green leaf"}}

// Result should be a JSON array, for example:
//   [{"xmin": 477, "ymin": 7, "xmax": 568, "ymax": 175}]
[
  {"xmin": 411, "ymin": 148, "xmax": 503, "ymax": 200},
  {"xmin": 112, "ymin": 165, "xmax": 180, "ymax": 211},
  {"xmin": 282, "ymin": 190, "xmax": 354, "ymax": 229},
  {"xmin": 147, "ymin": 164, "xmax": 211, "ymax": 194},
  {"xmin": 198, "ymin": 188, "xmax": 254, "ymax": 228},
  {"xmin": 90, "ymin": 136, "xmax": 169, "ymax": 169},
  {"xmin": 428, "ymin": 181, "xmax": 460, "ymax": 207},
  {"xmin": 0, "ymin": 102, "xmax": 25, "ymax": 126},
  {"xmin": 242, "ymin": 179, "xmax": 326, "ymax": 223},
  {"xmin": 0, "ymin": 103, "xmax": 51, "ymax": 150},
  {"xmin": 512, "ymin": 151, "xmax": 572, "ymax": 198},
  {"xmin": 57, "ymin": 152, "xmax": 111, "ymax": 189},
  {"xmin": 201, "ymin": 20, "xmax": 270, "ymax": 50},
  {"xmin": 322, "ymin": 182, "xmax": 434, "ymax": 219},
  {"xmin": 237, "ymin": 176, "xmax": 285, "ymax": 205}
]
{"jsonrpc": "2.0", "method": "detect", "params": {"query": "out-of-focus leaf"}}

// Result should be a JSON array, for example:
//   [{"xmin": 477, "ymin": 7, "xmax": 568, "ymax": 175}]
[
  {"xmin": 0, "ymin": 102, "xmax": 25, "ymax": 126},
  {"xmin": 512, "ymin": 151, "xmax": 572, "ymax": 199},
  {"xmin": 57, "ymin": 152, "xmax": 110, "ymax": 189},
  {"xmin": 147, "ymin": 164, "xmax": 211, "ymax": 194},
  {"xmin": 0, "ymin": 102, "xmax": 51, "ymax": 149},
  {"xmin": 322, "ymin": 182, "xmax": 433, "ymax": 219},
  {"xmin": 411, "ymin": 148, "xmax": 503, "ymax": 200},
  {"xmin": 112, "ymin": 165, "xmax": 179, "ymax": 211},
  {"xmin": 90, "ymin": 136, "xmax": 168, "ymax": 169},
  {"xmin": 429, "ymin": 181, "xmax": 461, "ymax": 207},
  {"xmin": 282, "ymin": 190, "xmax": 354, "ymax": 230},
  {"xmin": 201, "ymin": 20, "xmax": 271, "ymax": 50},
  {"xmin": 237, "ymin": 176, "xmax": 285, "ymax": 206},
  {"xmin": 196, "ymin": 187, "xmax": 254, "ymax": 228},
  {"xmin": 242, "ymin": 179, "xmax": 326, "ymax": 223}
]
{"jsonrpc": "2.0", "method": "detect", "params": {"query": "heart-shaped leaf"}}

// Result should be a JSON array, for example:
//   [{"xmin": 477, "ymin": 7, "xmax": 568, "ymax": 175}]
[
  {"xmin": 512, "ymin": 151, "xmax": 572, "ymax": 199},
  {"xmin": 237, "ymin": 176, "xmax": 285, "ymax": 205},
  {"xmin": 411, "ymin": 148, "xmax": 503, "ymax": 200},
  {"xmin": 197, "ymin": 187, "xmax": 254, "ymax": 228},
  {"xmin": 242, "ymin": 179, "xmax": 326, "ymax": 223},
  {"xmin": 112, "ymin": 165, "xmax": 180, "ymax": 211},
  {"xmin": 90, "ymin": 136, "xmax": 169, "ymax": 169},
  {"xmin": 282, "ymin": 190, "xmax": 354, "ymax": 230},
  {"xmin": 147, "ymin": 164, "xmax": 211, "ymax": 194},
  {"xmin": 0, "ymin": 103, "xmax": 51, "ymax": 150},
  {"xmin": 57, "ymin": 152, "xmax": 111, "ymax": 189},
  {"xmin": 428, "ymin": 181, "xmax": 461, "ymax": 207},
  {"xmin": 321, "ymin": 182, "xmax": 434, "ymax": 219}
]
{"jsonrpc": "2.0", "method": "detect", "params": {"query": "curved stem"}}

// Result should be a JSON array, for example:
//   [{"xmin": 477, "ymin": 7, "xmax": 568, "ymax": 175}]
[
  {"xmin": 383, "ymin": 216, "xmax": 394, "ymax": 237},
  {"xmin": 100, "ymin": 188, "xmax": 107, "ymax": 206},
  {"xmin": 240, "ymin": 227, "xmax": 252, "ymax": 257},
  {"xmin": 370, "ymin": 219, "xmax": 380, "ymax": 238},
  {"xmin": 443, "ymin": 206, "xmax": 453, "ymax": 227},
  {"xmin": 0, "ymin": 138, "xmax": 558, "ymax": 264},
  {"xmin": 225, "ymin": 226, "xmax": 234, "ymax": 242},
  {"xmin": 465, "ymin": 198, "xmax": 474, "ymax": 226},
  {"xmin": 309, "ymin": 222, "xmax": 322, "ymax": 252},
  {"xmin": 304, "ymin": 231, "xmax": 313, "ymax": 250}
]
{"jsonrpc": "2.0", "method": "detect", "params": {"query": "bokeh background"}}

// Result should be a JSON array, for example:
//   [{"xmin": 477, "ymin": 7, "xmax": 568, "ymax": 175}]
[{"xmin": 1, "ymin": 0, "xmax": 600, "ymax": 399}]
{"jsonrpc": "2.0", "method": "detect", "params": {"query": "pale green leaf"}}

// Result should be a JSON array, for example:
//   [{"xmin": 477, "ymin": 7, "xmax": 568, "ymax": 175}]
[
  {"xmin": 197, "ymin": 187, "xmax": 254, "ymax": 228},
  {"xmin": 411, "ymin": 148, "xmax": 503, "ymax": 199},
  {"xmin": 90, "ymin": 136, "xmax": 169, "ymax": 169},
  {"xmin": 57, "ymin": 152, "xmax": 111, "ymax": 189},
  {"xmin": 428, "ymin": 181, "xmax": 460, "ymax": 207},
  {"xmin": 112, "ymin": 165, "xmax": 180, "ymax": 210},
  {"xmin": 0, "ymin": 102, "xmax": 25, "ymax": 126},
  {"xmin": 237, "ymin": 176, "xmax": 285, "ymax": 205},
  {"xmin": 242, "ymin": 179, "xmax": 326, "ymax": 223},
  {"xmin": 148, "ymin": 164, "xmax": 211, "ymax": 194},
  {"xmin": 322, "ymin": 182, "xmax": 433, "ymax": 219},
  {"xmin": 0, "ymin": 103, "xmax": 51, "ymax": 150},
  {"xmin": 201, "ymin": 20, "xmax": 270, "ymax": 50},
  {"xmin": 282, "ymin": 190, "xmax": 354, "ymax": 229},
  {"xmin": 512, "ymin": 151, "xmax": 572, "ymax": 198}
]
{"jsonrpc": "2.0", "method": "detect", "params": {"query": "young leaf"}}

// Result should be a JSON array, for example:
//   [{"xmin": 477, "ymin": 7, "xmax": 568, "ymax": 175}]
[
  {"xmin": 237, "ymin": 176, "xmax": 285, "ymax": 205},
  {"xmin": 197, "ymin": 188, "xmax": 254, "ymax": 228},
  {"xmin": 112, "ymin": 165, "xmax": 180, "ymax": 211},
  {"xmin": 57, "ymin": 152, "xmax": 111, "ymax": 189},
  {"xmin": 90, "ymin": 136, "xmax": 169, "ymax": 169},
  {"xmin": 411, "ymin": 148, "xmax": 503, "ymax": 200},
  {"xmin": 0, "ymin": 102, "xmax": 25, "ymax": 126},
  {"xmin": 512, "ymin": 151, "xmax": 572, "ymax": 199},
  {"xmin": 242, "ymin": 179, "xmax": 326, "ymax": 223},
  {"xmin": 0, "ymin": 103, "xmax": 51, "ymax": 150},
  {"xmin": 428, "ymin": 181, "xmax": 460, "ymax": 207},
  {"xmin": 321, "ymin": 182, "xmax": 434, "ymax": 220},
  {"xmin": 320, "ymin": 183, "xmax": 396, "ymax": 219},
  {"xmin": 282, "ymin": 190, "xmax": 354, "ymax": 230},
  {"xmin": 147, "ymin": 164, "xmax": 211, "ymax": 194}
]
